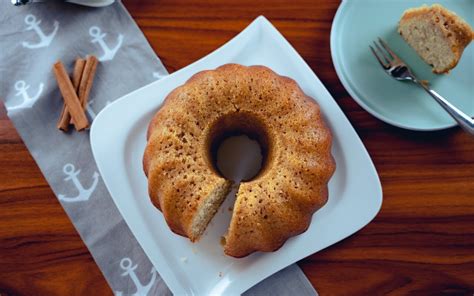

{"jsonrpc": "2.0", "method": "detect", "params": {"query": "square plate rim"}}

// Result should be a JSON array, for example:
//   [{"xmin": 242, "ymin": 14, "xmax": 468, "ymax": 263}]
[{"xmin": 91, "ymin": 15, "xmax": 383, "ymax": 295}]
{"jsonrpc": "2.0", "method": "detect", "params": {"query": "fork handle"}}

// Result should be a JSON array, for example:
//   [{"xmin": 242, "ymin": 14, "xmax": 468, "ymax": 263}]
[{"xmin": 415, "ymin": 81, "xmax": 474, "ymax": 136}]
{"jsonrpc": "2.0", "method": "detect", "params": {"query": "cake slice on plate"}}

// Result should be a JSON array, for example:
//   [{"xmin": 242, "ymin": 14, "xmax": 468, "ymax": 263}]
[{"xmin": 398, "ymin": 4, "xmax": 473, "ymax": 74}]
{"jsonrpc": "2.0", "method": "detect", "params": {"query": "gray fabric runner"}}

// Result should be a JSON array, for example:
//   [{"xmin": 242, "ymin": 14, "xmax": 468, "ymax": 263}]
[{"xmin": 0, "ymin": 2, "xmax": 317, "ymax": 295}]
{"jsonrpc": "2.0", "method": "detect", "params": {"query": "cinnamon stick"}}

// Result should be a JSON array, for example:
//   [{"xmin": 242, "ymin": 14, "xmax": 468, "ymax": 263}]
[
  {"xmin": 71, "ymin": 55, "xmax": 98, "ymax": 125},
  {"xmin": 57, "ymin": 58, "xmax": 85, "ymax": 131},
  {"xmin": 73, "ymin": 58, "xmax": 87, "ymax": 90},
  {"xmin": 53, "ymin": 61, "xmax": 89, "ymax": 131}
]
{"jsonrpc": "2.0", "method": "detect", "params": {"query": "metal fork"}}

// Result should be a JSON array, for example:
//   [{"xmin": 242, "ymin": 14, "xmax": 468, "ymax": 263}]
[{"xmin": 370, "ymin": 38, "xmax": 474, "ymax": 136}]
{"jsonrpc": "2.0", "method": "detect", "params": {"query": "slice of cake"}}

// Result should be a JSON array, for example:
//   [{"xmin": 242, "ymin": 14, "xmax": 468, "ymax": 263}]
[{"xmin": 398, "ymin": 4, "xmax": 473, "ymax": 74}]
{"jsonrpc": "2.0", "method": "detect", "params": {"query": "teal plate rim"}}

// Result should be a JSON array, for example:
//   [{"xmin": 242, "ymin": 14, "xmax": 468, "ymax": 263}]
[{"xmin": 330, "ymin": 0, "xmax": 473, "ymax": 132}]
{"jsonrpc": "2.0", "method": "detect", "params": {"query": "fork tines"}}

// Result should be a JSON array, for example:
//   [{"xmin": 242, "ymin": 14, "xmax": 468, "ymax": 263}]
[{"xmin": 370, "ymin": 38, "xmax": 401, "ymax": 69}]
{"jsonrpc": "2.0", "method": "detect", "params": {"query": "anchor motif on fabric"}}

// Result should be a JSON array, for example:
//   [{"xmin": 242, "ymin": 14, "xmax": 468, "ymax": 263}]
[
  {"xmin": 58, "ymin": 163, "xmax": 99, "ymax": 203},
  {"xmin": 86, "ymin": 99, "xmax": 112, "ymax": 120},
  {"xmin": 152, "ymin": 72, "xmax": 166, "ymax": 80},
  {"xmin": 8, "ymin": 80, "xmax": 44, "ymax": 110},
  {"xmin": 86, "ymin": 100, "xmax": 97, "ymax": 119},
  {"xmin": 22, "ymin": 14, "xmax": 59, "ymax": 49},
  {"xmin": 89, "ymin": 26, "xmax": 124, "ymax": 61},
  {"xmin": 114, "ymin": 258, "xmax": 157, "ymax": 296}
]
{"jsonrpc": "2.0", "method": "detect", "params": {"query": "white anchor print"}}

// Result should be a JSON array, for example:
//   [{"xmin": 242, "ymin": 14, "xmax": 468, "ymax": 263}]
[
  {"xmin": 86, "ymin": 100, "xmax": 97, "ymax": 120},
  {"xmin": 89, "ymin": 26, "xmax": 124, "ymax": 61},
  {"xmin": 7, "ymin": 80, "xmax": 44, "ymax": 111},
  {"xmin": 152, "ymin": 72, "xmax": 166, "ymax": 80},
  {"xmin": 58, "ymin": 163, "xmax": 100, "ymax": 203},
  {"xmin": 22, "ymin": 14, "xmax": 59, "ymax": 49},
  {"xmin": 86, "ymin": 99, "xmax": 112, "ymax": 120},
  {"xmin": 114, "ymin": 258, "xmax": 157, "ymax": 296}
]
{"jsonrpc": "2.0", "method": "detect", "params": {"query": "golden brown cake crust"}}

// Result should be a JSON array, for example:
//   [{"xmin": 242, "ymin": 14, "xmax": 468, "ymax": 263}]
[
  {"xmin": 143, "ymin": 64, "xmax": 335, "ymax": 257},
  {"xmin": 399, "ymin": 4, "xmax": 473, "ymax": 73}
]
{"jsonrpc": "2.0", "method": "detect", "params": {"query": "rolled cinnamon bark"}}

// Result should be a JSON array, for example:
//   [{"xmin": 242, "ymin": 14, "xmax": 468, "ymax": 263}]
[
  {"xmin": 53, "ymin": 61, "xmax": 89, "ymax": 131},
  {"xmin": 57, "ymin": 58, "xmax": 85, "ymax": 131},
  {"xmin": 72, "ymin": 55, "xmax": 98, "ymax": 124}
]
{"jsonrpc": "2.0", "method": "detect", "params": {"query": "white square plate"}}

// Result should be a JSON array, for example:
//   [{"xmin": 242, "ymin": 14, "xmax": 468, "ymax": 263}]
[{"xmin": 91, "ymin": 16, "xmax": 382, "ymax": 295}]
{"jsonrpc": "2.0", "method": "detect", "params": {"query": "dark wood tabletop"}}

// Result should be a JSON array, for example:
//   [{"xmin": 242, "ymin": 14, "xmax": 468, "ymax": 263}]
[{"xmin": 1, "ymin": 0, "xmax": 473, "ymax": 295}]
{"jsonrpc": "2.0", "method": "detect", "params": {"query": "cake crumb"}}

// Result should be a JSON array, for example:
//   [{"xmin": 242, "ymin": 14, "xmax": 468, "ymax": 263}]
[
  {"xmin": 220, "ymin": 236, "xmax": 226, "ymax": 246},
  {"xmin": 180, "ymin": 257, "xmax": 188, "ymax": 263},
  {"xmin": 228, "ymin": 206, "xmax": 233, "ymax": 212},
  {"xmin": 420, "ymin": 80, "xmax": 430, "ymax": 88}
]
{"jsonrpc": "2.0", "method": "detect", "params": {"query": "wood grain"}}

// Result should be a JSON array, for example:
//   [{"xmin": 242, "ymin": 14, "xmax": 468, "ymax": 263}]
[{"xmin": 1, "ymin": 0, "xmax": 473, "ymax": 295}]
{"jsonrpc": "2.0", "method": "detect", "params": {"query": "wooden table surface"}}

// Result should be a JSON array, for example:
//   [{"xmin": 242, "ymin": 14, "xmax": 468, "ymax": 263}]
[{"xmin": 1, "ymin": 0, "xmax": 473, "ymax": 295}]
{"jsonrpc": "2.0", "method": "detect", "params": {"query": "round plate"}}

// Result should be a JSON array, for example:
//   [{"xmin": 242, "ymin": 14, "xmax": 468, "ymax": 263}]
[{"xmin": 331, "ymin": 0, "xmax": 474, "ymax": 131}]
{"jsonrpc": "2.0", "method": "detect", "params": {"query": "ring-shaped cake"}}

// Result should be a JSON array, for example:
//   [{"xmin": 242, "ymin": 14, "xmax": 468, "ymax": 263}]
[{"xmin": 144, "ymin": 64, "xmax": 335, "ymax": 257}]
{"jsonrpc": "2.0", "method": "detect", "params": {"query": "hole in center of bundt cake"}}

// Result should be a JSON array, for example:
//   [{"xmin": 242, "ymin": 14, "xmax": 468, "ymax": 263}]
[
  {"xmin": 207, "ymin": 111, "xmax": 271, "ymax": 182},
  {"xmin": 216, "ymin": 135, "xmax": 262, "ymax": 182}
]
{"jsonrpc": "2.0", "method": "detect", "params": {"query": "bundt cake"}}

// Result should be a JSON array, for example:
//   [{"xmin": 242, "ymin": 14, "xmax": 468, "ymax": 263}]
[
  {"xmin": 143, "ymin": 64, "xmax": 335, "ymax": 258},
  {"xmin": 398, "ymin": 4, "xmax": 473, "ymax": 74}
]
